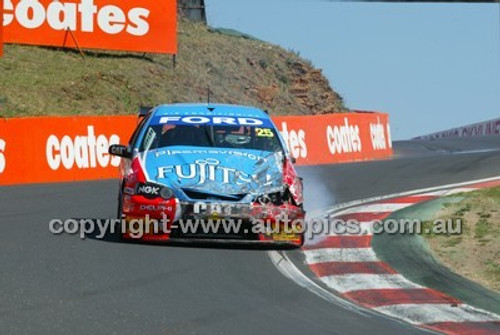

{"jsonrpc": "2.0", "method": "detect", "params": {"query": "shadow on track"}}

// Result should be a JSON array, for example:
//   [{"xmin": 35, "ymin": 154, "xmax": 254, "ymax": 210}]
[{"xmin": 74, "ymin": 218, "xmax": 299, "ymax": 251}]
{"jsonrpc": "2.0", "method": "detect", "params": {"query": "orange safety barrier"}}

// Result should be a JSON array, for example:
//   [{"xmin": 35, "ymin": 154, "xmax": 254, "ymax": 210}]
[
  {"xmin": 274, "ymin": 112, "xmax": 392, "ymax": 166},
  {"xmin": 0, "ymin": 112, "xmax": 392, "ymax": 186},
  {"xmin": 3, "ymin": 0, "xmax": 177, "ymax": 54}
]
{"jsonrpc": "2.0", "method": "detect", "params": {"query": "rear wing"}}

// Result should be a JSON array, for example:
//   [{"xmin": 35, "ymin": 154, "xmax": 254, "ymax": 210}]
[{"xmin": 138, "ymin": 106, "xmax": 153, "ymax": 118}]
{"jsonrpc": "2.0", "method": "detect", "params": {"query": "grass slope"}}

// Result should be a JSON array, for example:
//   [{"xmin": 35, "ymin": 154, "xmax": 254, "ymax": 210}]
[
  {"xmin": 373, "ymin": 197, "xmax": 500, "ymax": 315},
  {"xmin": 0, "ymin": 20, "xmax": 347, "ymax": 117},
  {"xmin": 423, "ymin": 187, "xmax": 500, "ymax": 293}
]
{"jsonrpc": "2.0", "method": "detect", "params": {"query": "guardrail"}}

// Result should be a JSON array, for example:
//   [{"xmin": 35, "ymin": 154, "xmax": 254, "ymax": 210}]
[{"xmin": 414, "ymin": 117, "xmax": 500, "ymax": 140}]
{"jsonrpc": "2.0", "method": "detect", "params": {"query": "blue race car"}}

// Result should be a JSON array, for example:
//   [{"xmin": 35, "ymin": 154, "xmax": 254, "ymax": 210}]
[{"xmin": 108, "ymin": 104, "xmax": 305, "ymax": 247}]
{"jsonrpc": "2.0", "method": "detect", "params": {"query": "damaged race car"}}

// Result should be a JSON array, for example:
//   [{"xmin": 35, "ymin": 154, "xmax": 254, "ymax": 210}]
[{"xmin": 108, "ymin": 103, "xmax": 305, "ymax": 247}]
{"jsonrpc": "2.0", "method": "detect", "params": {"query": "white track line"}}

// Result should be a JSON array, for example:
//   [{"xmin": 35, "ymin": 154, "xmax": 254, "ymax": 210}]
[
  {"xmin": 321, "ymin": 274, "xmax": 423, "ymax": 293},
  {"xmin": 374, "ymin": 304, "xmax": 500, "ymax": 325},
  {"xmin": 323, "ymin": 221, "xmax": 375, "ymax": 237},
  {"xmin": 311, "ymin": 175, "xmax": 500, "ymax": 220},
  {"xmin": 304, "ymin": 221, "xmax": 374, "ymax": 248},
  {"xmin": 419, "ymin": 188, "xmax": 478, "ymax": 197},
  {"xmin": 267, "ymin": 251, "xmax": 372, "ymax": 315},
  {"xmin": 304, "ymin": 248, "xmax": 379, "ymax": 264},
  {"xmin": 339, "ymin": 203, "xmax": 414, "ymax": 214}
]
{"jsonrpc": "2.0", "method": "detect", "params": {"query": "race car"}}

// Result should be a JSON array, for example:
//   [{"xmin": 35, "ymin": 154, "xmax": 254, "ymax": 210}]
[{"xmin": 108, "ymin": 104, "xmax": 305, "ymax": 247}]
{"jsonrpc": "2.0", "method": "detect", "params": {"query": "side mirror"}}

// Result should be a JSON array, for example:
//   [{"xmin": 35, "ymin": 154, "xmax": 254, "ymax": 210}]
[{"xmin": 108, "ymin": 144, "xmax": 132, "ymax": 159}]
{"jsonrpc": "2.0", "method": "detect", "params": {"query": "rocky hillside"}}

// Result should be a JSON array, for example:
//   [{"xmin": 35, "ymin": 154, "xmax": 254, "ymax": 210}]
[{"xmin": 0, "ymin": 20, "xmax": 347, "ymax": 117}]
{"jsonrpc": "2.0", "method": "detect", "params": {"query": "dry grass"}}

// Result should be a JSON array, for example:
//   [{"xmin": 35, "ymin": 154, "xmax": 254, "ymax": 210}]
[
  {"xmin": 425, "ymin": 187, "xmax": 500, "ymax": 292},
  {"xmin": 0, "ymin": 20, "xmax": 347, "ymax": 117}
]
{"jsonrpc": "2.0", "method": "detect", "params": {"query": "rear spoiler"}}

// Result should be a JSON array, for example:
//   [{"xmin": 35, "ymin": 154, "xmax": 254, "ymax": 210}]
[{"xmin": 138, "ymin": 106, "xmax": 153, "ymax": 118}]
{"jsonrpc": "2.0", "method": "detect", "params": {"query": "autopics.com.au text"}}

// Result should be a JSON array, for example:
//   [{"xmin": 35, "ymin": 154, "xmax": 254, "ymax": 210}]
[{"xmin": 48, "ymin": 214, "xmax": 462, "ymax": 239}]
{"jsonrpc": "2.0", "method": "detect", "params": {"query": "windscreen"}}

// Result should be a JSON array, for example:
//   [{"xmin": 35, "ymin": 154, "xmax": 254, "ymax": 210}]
[{"xmin": 139, "ymin": 124, "xmax": 284, "ymax": 153}]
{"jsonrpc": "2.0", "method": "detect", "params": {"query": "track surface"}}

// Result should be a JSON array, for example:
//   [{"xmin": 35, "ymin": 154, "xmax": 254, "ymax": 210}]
[{"xmin": 1, "ymin": 137, "xmax": 500, "ymax": 335}]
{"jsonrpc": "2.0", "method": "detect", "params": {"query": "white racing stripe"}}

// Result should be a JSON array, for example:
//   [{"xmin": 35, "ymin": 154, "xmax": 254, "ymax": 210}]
[
  {"xmin": 267, "ymin": 251, "xmax": 372, "ymax": 315},
  {"xmin": 321, "ymin": 274, "xmax": 422, "ymax": 293},
  {"xmin": 340, "ymin": 203, "xmax": 414, "ymax": 214},
  {"xmin": 269, "ymin": 176, "xmax": 500, "ymax": 331},
  {"xmin": 322, "ymin": 176, "xmax": 500, "ymax": 219},
  {"xmin": 374, "ymin": 303, "xmax": 500, "ymax": 325},
  {"xmin": 324, "ymin": 221, "xmax": 375, "ymax": 236},
  {"xmin": 419, "ymin": 188, "xmax": 478, "ymax": 197},
  {"xmin": 304, "ymin": 221, "xmax": 374, "ymax": 243},
  {"xmin": 304, "ymin": 248, "xmax": 379, "ymax": 264}
]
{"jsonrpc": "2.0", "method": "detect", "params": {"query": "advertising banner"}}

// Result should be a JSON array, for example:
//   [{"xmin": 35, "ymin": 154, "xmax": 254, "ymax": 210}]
[
  {"xmin": 274, "ymin": 112, "xmax": 392, "ymax": 166},
  {"xmin": 0, "ymin": 116, "xmax": 136, "ymax": 185},
  {"xmin": 0, "ymin": 112, "xmax": 393, "ymax": 186},
  {"xmin": 414, "ymin": 117, "xmax": 500, "ymax": 140},
  {"xmin": 2, "ymin": 0, "xmax": 177, "ymax": 54}
]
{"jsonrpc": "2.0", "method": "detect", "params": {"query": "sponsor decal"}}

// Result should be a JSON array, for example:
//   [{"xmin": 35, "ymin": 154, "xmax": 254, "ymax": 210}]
[
  {"xmin": 280, "ymin": 122, "xmax": 307, "ymax": 159},
  {"xmin": 134, "ymin": 182, "xmax": 174, "ymax": 200},
  {"xmin": 157, "ymin": 158, "xmax": 269, "ymax": 186},
  {"xmin": 326, "ymin": 118, "xmax": 362, "ymax": 155},
  {"xmin": 193, "ymin": 202, "xmax": 233, "ymax": 216},
  {"xmin": 255, "ymin": 127, "xmax": 274, "ymax": 138},
  {"xmin": 153, "ymin": 115, "xmax": 271, "ymax": 127},
  {"xmin": 3, "ymin": 0, "xmax": 177, "ymax": 54},
  {"xmin": 46, "ymin": 125, "xmax": 120, "ymax": 170},
  {"xmin": 136, "ymin": 183, "xmax": 160, "ymax": 198},
  {"xmin": 0, "ymin": 139, "xmax": 6, "ymax": 173},
  {"xmin": 139, "ymin": 204, "xmax": 172, "ymax": 212},
  {"xmin": 154, "ymin": 149, "xmax": 263, "ymax": 161}
]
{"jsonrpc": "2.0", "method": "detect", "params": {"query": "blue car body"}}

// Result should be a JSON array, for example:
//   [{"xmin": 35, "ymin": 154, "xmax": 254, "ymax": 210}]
[
  {"xmin": 136, "ymin": 104, "xmax": 287, "ymax": 202},
  {"xmin": 109, "ymin": 103, "xmax": 305, "ymax": 245}
]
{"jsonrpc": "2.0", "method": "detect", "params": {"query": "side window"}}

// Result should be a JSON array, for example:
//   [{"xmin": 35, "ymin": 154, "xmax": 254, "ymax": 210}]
[{"xmin": 128, "ymin": 113, "xmax": 152, "ymax": 146}]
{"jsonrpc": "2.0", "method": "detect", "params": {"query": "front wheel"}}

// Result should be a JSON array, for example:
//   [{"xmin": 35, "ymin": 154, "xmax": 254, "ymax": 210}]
[{"xmin": 117, "ymin": 180, "xmax": 124, "ymax": 219}]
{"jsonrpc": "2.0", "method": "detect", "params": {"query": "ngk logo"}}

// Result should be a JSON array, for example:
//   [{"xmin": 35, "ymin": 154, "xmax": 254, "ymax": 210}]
[
  {"xmin": 326, "ymin": 118, "xmax": 362, "ymax": 155},
  {"xmin": 3, "ymin": 0, "xmax": 150, "ymax": 36},
  {"xmin": 137, "ymin": 184, "xmax": 160, "ymax": 197},
  {"xmin": 0, "ymin": 139, "xmax": 6, "ymax": 174},
  {"xmin": 370, "ymin": 118, "xmax": 389, "ymax": 150},
  {"xmin": 138, "ymin": 185, "xmax": 159, "ymax": 195},
  {"xmin": 280, "ymin": 122, "xmax": 307, "ymax": 159},
  {"xmin": 46, "ymin": 126, "xmax": 120, "ymax": 170}
]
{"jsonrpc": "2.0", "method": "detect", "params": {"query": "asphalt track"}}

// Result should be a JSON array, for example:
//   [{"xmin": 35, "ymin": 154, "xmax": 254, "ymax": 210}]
[{"xmin": 1, "ymin": 137, "xmax": 500, "ymax": 335}]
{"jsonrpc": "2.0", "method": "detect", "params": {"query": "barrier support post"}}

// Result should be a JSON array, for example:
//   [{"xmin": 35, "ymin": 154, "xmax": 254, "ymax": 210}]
[{"xmin": 63, "ymin": 28, "xmax": 85, "ymax": 60}]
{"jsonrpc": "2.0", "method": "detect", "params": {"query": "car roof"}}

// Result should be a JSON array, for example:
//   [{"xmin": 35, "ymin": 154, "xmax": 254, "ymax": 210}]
[{"xmin": 153, "ymin": 103, "xmax": 271, "ymax": 119}]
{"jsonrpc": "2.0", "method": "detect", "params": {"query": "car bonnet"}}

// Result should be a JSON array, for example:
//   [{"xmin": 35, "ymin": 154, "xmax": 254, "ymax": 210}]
[{"xmin": 140, "ymin": 147, "xmax": 284, "ymax": 197}]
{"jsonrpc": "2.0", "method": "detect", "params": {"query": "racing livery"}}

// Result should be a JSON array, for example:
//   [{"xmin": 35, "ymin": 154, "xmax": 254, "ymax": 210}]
[{"xmin": 109, "ymin": 104, "xmax": 305, "ymax": 246}]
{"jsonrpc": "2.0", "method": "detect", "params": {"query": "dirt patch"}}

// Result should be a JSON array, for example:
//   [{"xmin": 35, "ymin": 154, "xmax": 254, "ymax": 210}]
[{"xmin": 423, "ymin": 187, "xmax": 500, "ymax": 292}]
